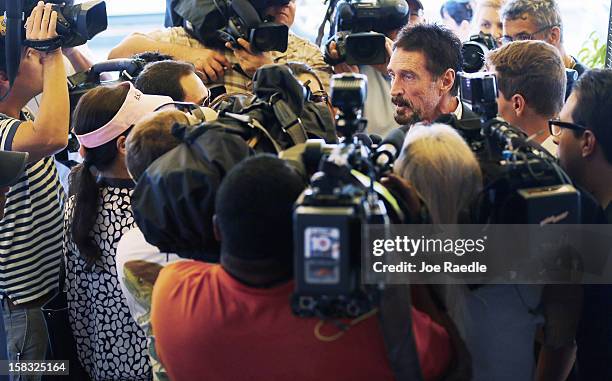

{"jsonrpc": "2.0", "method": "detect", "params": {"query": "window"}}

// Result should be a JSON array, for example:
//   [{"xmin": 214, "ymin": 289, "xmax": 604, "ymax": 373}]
[{"xmin": 88, "ymin": 0, "xmax": 610, "ymax": 66}]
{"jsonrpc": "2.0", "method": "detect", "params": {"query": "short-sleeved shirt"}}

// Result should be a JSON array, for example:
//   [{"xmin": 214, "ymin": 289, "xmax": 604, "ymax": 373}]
[
  {"xmin": 145, "ymin": 27, "xmax": 332, "ymax": 93},
  {"xmin": 116, "ymin": 227, "xmax": 184, "ymax": 381},
  {"xmin": 152, "ymin": 261, "xmax": 452, "ymax": 381},
  {"xmin": 0, "ymin": 113, "xmax": 64, "ymax": 305}
]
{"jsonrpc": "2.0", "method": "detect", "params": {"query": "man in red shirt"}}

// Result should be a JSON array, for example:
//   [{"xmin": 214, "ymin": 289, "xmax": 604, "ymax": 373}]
[{"xmin": 151, "ymin": 155, "xmax": 452, "ymax": 381}]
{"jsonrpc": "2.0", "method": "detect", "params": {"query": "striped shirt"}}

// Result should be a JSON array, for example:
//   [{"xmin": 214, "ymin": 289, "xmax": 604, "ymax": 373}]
[{"xmin": 0, "ymin": 114, "xmax": 64, "ymax": 305}]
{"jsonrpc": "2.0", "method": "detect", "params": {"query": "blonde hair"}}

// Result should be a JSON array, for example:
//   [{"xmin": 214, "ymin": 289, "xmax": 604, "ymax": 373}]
[
  {"xmin": 478, "ymin": 0, "xmax": 504, "ymax": 8},
  {"xmin": 394, "ymin": 123, "xmax": 482, "ymax": 223},
  {"xmin": 470, "ymin": 0, "xmax": 505, "ymax": 36}
]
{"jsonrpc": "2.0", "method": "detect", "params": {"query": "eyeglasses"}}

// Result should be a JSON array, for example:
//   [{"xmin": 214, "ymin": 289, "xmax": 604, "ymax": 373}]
[
  {"xmin": 501, "ymin": 24, "xmax": 559, "ymax": 44},
  {"xmin": 548, "ymin": 119, "xmax": 588, "ymax": 136}
]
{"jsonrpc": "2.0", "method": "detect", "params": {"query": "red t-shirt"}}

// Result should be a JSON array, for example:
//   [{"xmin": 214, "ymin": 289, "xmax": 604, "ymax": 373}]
[{"xmin": 152, "ymin": 261, "xmax": 452, "ymax": 381}]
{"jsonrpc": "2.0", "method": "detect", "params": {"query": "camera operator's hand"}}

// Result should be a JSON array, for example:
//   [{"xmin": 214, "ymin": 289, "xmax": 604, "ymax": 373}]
[
  {"xmin": 25, "ymin": 2, "xmax": 60, "ymax": 54},
  {"xmin": 372, "ymin": 36, "xmax": 394, "ymax": 76},
  {"xmin": 191, "ymin": 48, "xmax": 230, "ymax": 83},
  {"xmin": 327, "ymin": 41, "xmax": 359, "ymax": 74},
  {"xmin": 226, "ymin": 38, "xmax": 273, "ymax": 78}
]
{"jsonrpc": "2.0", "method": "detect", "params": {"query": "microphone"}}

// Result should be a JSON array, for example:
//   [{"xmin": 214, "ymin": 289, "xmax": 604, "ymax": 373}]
[
  {"xmin": 369, "ymin": 134, "xmax": 383, "ymax": 146},
  {"xmin": 374, "ymin": 129, "xmax": 406, "ymax": 168},
  {"xmin": 353, "ymin": 133, "xmax": 373, "ymax": 149}
]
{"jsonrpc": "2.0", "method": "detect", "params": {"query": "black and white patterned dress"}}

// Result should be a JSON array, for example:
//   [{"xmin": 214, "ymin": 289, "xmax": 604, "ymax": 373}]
[{"xmin": 63, "ymin": 178, "xmax": 151, "ymax": 381}]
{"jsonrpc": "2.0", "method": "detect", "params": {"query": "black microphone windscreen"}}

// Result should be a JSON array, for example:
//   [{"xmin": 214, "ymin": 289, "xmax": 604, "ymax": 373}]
[
  {"xmin": 369, "ymin": 134, "xmax": 382, "ymax": 145},
  {"xmin": 381, "ymin": 128, "xmax": 406, "ymax": 155},
  {"xmin": 353, "ymin": 133, "xmax": 373, "ymax": 148}
]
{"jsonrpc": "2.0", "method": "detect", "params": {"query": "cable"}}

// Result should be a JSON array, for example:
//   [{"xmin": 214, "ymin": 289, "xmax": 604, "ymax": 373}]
[{"xmin": 314, "ymin": 307, "xmax": 379, "ymax": 342}]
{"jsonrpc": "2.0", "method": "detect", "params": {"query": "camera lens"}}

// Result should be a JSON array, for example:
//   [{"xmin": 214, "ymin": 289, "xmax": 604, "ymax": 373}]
[
  {"xmin": 345, "ymin": 33, "xmax": 386, "ymax": 65},
  {"xmin": 462, "ymin": 43, "xmax": 486, "ymax": 73}
]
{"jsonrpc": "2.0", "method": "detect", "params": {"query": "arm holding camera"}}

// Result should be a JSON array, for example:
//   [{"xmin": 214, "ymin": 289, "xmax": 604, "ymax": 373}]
[
  {"xmin": 109, "ymin": 32, "xmax": 230, "ymax": 82},
  {"xmin": 9, "ymin": 2, "xmax": 69, "ymax": 163}
]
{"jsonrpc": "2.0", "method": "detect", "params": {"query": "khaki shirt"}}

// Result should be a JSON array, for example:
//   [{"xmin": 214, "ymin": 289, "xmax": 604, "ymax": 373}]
[{"xmin": 147, "ymin": 27, "xmax": 332, "ymax": 94}]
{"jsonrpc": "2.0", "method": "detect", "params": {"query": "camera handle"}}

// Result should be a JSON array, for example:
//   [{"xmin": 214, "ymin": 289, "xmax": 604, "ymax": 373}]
[{"xmin": 23, "ymin": 36, "xmax": 64, "ymax": 52}]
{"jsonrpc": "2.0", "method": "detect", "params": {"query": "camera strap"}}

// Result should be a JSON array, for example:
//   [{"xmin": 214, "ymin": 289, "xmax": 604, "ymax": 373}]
[
  {"xmin": 272, "ymin": 98, "xmax": 308, "ymax": 146},
  {"xmin": 23, "ymin": 36, "xmax": 64, "ymax": 53},
  {"xmin": 224, "ymin": 111, "xmax": 284, "ymax": 153}
]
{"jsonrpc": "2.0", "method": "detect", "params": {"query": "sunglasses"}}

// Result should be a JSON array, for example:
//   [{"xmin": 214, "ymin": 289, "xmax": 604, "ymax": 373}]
[{"xmin": 548, "ymin": 119, "xmax": 588, "ymax": 137}]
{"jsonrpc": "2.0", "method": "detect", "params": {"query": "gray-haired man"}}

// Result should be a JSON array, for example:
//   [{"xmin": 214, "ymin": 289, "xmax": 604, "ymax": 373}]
[{"xmin": 501, "ymin": 0, "xmax": 587, "ymax": 76}]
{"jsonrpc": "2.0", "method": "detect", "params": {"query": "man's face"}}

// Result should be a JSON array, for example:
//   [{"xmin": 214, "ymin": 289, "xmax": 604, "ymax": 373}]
[
  {"xmin": 503, "ymin": 13, "xmax": 555, "ymax": 47},
  {"xmin": 265, "ymin": 0, "xmax": 296, "ymax": 27},
  {"xmin": 554, "ymin": 92, "xmax": 584, "ymax": 182},
  {"xmin": 388, "ymin": 49, "xmax": 444, "ymax": 125},
  {"xmin": 179, "ymin": 72, "xmax": 210, "ymax": 105},
  {"xmin": 10, "ymin": 48, "xmax": 44, "ymax": 98}
]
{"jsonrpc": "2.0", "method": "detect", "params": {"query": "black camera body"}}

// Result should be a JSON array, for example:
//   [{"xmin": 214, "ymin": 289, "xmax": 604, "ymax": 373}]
[
  {"xmin": 326, "ymin": 0, "xmax": 409, "ymax": 65},
  {"xmin": 458, "ymin": 71, "xmax": 581, "ymax": 224},
  {"xmin": 329, "ymin": 72, "xmax": 368, "ymax": 136},
  {"xmin": 1, "ymin": 0, "xmax": 107, "ymax": 92},
  {"xmin": 292, "ymin": 158, "xmax": 389, "ymax": 318},
  {"xmin": 221, "ymin": 0, "xmax": 288, "ymax": 52},
  {"xmin": 24, "ymin": 0, "xmax": 108, "ymax": 48},
  {"xmin": 174, "ymin": 0, "xmax": 289, "ymax": 52},
  {"xmin": 291, "ymin": 73, "xmax": 405, "ymax": 318},
  {"xmin": 461, "ymin": 32, "xmax": 498, "ymax": 73}
]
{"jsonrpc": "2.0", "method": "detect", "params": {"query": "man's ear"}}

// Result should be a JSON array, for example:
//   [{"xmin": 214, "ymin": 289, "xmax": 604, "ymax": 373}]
[
  {"xmin": 511, "ymin": 93, "xmax": 527, "ymax": 117},
  {"xmin": 117, "ymin": 135, "xmax": 127, "ymax": 156},
  {"xmin": 581, "ymin": 130, "xmax": 597, "ymax": 158},
  {"xmin": 439, "ymin": 68, "xmax": 456, "ymax": 95},
  {"xmin": 213, "ymin": 214, "xmax": 222, "ymax": 243},
  {"xmin": 548, "ymin": 26, "xmax": 562, "ymax": 48}
]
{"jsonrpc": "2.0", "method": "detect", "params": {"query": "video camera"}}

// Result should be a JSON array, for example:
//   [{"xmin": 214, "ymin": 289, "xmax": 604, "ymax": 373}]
[
  {"xmin": 172, "ymin": 0, "xmax": 289, "ymax": 52},
  {"xmin": 24, "ymin": 0, "xmax": 107, "ymax": 49},
  {"xmin": 1, "ymin": 0, "xmax": 107, "ymax": 95},
  {"xmin": 289, "ymin": 73, "xmax": 408, "ymax": 318},
  {"xmin": 324, "ymin": 0, "xmax": 409, "ymax": 65},
  {"xmin": 461, "ymin": 32, "xmax": 497, "ymax": 73},
  {"xmin": 458, "ymin": 71, "xmax": 581, "ymax": 224}
]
